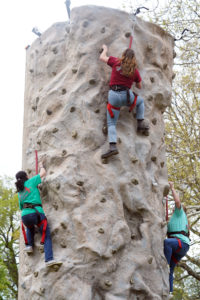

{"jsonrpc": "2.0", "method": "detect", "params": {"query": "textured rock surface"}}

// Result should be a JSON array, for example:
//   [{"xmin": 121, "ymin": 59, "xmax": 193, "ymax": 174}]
[{"xmin": 19, "ymin": 5, "xmax": 174, "ymax": 300}]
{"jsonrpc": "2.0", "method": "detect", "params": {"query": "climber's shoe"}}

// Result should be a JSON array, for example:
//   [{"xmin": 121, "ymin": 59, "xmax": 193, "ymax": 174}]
[
  {"xmin": 137, "ymin": 119, "xmax": 149, "ymax": 136},
  {"xmin": 46, "ymin": 259, "xmax": 63, "ymax": 268},
  {"xmin": 168, "ymin": 293, "xmax": 173, "ymax": 299},
  {"xmin": 101, "ymin": 143, "xmax": 119, "ymax": 159},
  {"xmin": 24, "ymin": 246, "xmax": 33, "ymax": 254}
]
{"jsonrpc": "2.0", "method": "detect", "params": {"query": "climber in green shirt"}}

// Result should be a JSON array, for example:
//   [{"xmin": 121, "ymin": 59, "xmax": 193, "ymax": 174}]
[
  {"xmin": 164, "ymin": 182, "xmax": 190, "ymax": 297},
  {"xmin": 16, "ymin": 162, "xmax": 61, "ymax": 267}
]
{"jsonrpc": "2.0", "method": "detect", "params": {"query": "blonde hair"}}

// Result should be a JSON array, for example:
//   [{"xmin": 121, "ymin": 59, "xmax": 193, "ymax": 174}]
[{"xmin": 119, "ymin": 48, "xmax": 137, "ymax": 77}]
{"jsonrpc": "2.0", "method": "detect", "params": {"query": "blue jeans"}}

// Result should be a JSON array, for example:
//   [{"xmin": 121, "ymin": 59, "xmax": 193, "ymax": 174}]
[
  {"xmin": 107, "ymin": 89, "xmax": 144, "ymax": 143},
  {"xmin": 164, "ymin": 238, "xmax": 189, "ymax": 292},
  {"xmin": 22, "ymin": 213, "xmax": 54, "ymax": 262}
]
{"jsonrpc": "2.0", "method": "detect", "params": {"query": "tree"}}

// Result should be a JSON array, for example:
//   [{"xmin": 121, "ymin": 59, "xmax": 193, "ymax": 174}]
[
  {"xmin": 122, "ymin": 0, "xmax": 200, "ymax": 298},
  {"xmin": 0, "ymin": 177, "xmax": 20, "ymax": 299}
]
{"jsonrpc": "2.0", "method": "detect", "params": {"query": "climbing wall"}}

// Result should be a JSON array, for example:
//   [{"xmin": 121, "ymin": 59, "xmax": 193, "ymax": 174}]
[{"xmin": 19, "ymin": 5, "xmax": 174, "ymax": 300}]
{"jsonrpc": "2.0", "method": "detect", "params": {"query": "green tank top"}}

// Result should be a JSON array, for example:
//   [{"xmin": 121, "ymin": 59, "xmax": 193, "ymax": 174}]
[{"xmin": 167, "ymin": 206, "xmax": 190, "ymax": 245}]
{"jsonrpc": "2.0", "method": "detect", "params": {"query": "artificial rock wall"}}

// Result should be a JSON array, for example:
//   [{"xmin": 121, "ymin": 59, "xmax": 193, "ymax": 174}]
[{"xmin": 19, "ymin": 5, "xmax": 174, "ymax": 300}]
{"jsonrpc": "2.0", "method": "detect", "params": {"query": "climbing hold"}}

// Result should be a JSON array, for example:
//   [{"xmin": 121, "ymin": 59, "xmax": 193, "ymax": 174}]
[
  {"xmin": 172, "ymin": 73, "xmax": 176, "ymax": 80},
  {"xmin": 37, "ymin": 140, "xmax": 41, "ymax": 145},
  {"xmin": 160, "ymin": 162, "xmax": 165, "ymax": 168},
  {"xmin": 52, "ymin": 128, "xmax": 59, "ymax": 133},
  {"xmin": 70, "ymin": 106, "xmax": 76, "ymax": 112},
  {"xmin": 130, "ymin": 278, "xmax": 134, "ymax": 285},
  {"xmin": 173, "ymin": 50, "xmax": 176, "ymax": 58},
  {"xmin": 21, "ymin": 282, "xmax": 26, "ymax": 289},
  {"xmin": 32, "ymin": 105, "xmax": 37, "ymax": 111},
  {"xmin": 102, "ymin": 125, "xmax": 107, "ymax": 135},
  {"xmin": 36, "ymin": 97, "xmax": 40, "ymax": 104},
  {"xmin": 29, "ymin": 69, "xmax": 34, "ymax": 73},
  {"xmin": 72, "ymin": 69, "xmax": 78, "ymax": 74},
  {"xmin": 161, "ymin": 221, "xmax": 167, "ymax": 228},
  {"xmin": 89, "ymin": 79, "xmax": 96, "ymax": 85},
  {"xmin": 38, "ymin": 245, "xmax": 44, "ymax": 253},
  {"xmin": 131, "ymin": 233, "xmax": 136, "ymax": 239},
  {"xmin": 118, "ymin": 137, "xmax": 122, "ymax": 144},
  {"xmin": 60, "ymin": 238, "xmax": 67, "ymax": 248},
  {"xmin": 151, "ymin": 156, "xmax": 157, "ymax": 162},
  {"xmin": 27, "ymin": 169, "xmax": 32, "ymax": 174},
  {"xmin": 60, "ymin": 222, "xmax": 67, "ymax": 229},
  {"xmin": 50, "ymin": 171, "xmax": 54, "ymax": 175},
  {"xmin": 62, "ymin": 150, "xmax": 67, "ymax": 156},
  {"xmin": 71, "ymin": 131, "xmax": 78, "ymax": 138},
  {"xmin": 53, "ymin": 202, "xmax": 59, "ymax": 210},
  {"xmin": 131, "ymin": 179, "xmax": 139, "ymax": 185},
  {"xmin": 52, "ymin": 47, "xmax": 58, "ymax": 54},
  {"xmin": 98, "ymin": 228, "xmax": 104, "ymax": 234},
  {"xmin": 147, "ymin": 44, "xmax": 153, "ymax": 51},
  {"xmin": 163, "ymin": 63, "xmax": 167, "ymax": 70},
  {"xmin": 111, "ymin": 249, "xmax": 117, "ymax": 254},
  {"xmin": 56, "ymin": 182, "xmax": 60, "ymax": 190},
  {"xmin": 147, "ymin": 256, "xmax": 153, "ymax": 264},
  {"xmin": 83, "ymin": 20, "xmax": 89, "ymax": 27},
  {"xmin": 76, "ymin": 181, "xmax": 84, "ymax": 186},
  {"xmin": 62, "ymin": 88, "xmax": 67, "ymax": 95},
  {"xmin": 40, "ymin": 288, "xmax": 45, "ymax": 294},
  {"xmin": 148, "ymin": 95, "xmax": 153, "ymax": 101},
  {"xmin": 100, "ymin": 197, "xmax": 106, "ymax": 203},
  {"xmin": 151, "ymin": 118, "xmax": 157, "ymax": 125},
  {"xmin": 130, "ymin": 156, "xmax": 138, "ymax": 163},
  {"xmin": 125, "ymin": 32, "xmax": 131, "ymax": 38},
  {"xmin": 101, "ymin": 27, "xmax": 105, "ymax": 33},
  {"xmin": 104, "ymin": 280, "xmax": 112, "ymax": 287},
  {"xmin": 34, "ymin": 271, "xmax": 38, "ymax": 277},
  {"xmin": 102, "ymin": 158, "xmax": 108, "ymax": 164},
  {"xmin": 163, "ymin": 185, "xmax": 170, "ymax": 197},
  {"xmin": 52, "ymin": 72, "xmax": 57, "ymax": 76},
  {"xmin": 150, "ymin": 77, "xmax": 155, "ymax": 83},
  {"xmin": 95, "ymin": 109, "xmax": 100, "ymax": 113},
  {"xmin": 46, "ymin": 109, "xmax": 52, "ymax": 115}
]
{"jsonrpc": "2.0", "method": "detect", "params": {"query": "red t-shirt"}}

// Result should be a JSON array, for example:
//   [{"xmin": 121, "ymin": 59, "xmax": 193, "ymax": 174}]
[{"xmin": 107, "ymin": 56, "xmax": 141, "ymax": 89}]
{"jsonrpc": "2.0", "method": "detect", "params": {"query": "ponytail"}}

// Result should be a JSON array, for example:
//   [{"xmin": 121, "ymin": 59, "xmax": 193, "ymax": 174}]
[
  {"xmin": 119, "ymin": 48, "xmax": 137, "ymax": 77},
  {"xmin": 15, "ymin": 171, "xmax": 28, "ymax": 192}
]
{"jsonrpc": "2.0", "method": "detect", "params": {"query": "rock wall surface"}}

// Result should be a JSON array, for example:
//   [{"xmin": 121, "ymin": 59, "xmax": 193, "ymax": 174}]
[{"xmin": 19, "ymin": 5, "xmax": 174, "ymax": 300}]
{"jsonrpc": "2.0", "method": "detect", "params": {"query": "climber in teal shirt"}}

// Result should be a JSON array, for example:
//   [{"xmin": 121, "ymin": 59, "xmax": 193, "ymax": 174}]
[{"xmin": 164, "ymin": 182, "xmax": 190, "ymax": 296}]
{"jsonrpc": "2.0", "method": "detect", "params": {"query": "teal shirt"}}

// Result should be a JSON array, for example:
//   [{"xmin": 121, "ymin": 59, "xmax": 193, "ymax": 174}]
[
  {"xmin": 167, "ymin": 206, "xmax": 190, "ymax": 245},
  {"xmin": 18, "ymin": 174, "xmax": 45, "ymax": 217}
]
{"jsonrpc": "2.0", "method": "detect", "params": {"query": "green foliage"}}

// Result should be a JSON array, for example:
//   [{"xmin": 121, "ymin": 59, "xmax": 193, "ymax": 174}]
[{"xmin": 0, "ymin": 177, "xmax": 20, "ymax": 299}]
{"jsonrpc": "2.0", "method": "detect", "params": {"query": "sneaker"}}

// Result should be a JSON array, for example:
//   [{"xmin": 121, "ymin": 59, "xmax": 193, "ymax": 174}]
[
  {"xmin": 24, "ymin": 246, "xmax": 33, "ymax": 254},
  {"xmin": 45, "ymin": 259, "xmax": 62, "ymax": 267},
  {"xmin": 169, "ymin": 293, "xmax": 173, "ymax": 299},
  {"xmin": 101, "ymin": 143, "xmax": 119, "ymax": 159}
]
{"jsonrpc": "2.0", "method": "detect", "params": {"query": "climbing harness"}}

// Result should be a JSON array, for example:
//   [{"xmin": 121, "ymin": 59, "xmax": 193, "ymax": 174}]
[
  {"xmin": 171, "ymin": 238, "xmax": 182, "ymax": 265},
  {"xmin": 167, "ymin": 231, "xmax": 189, "ymax": 238},
  {"xmin": 107, "ymin": 85, "xmax": 138, "ymax": 118},
  {"xmin": 22, "ymin": 204, "xmax": 47, "ymax": 245}
]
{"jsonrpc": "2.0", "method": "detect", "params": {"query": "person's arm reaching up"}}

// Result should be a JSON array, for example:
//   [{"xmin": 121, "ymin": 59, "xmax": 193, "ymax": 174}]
[
  {"xmin": 99, "ymin": 44, "xmax": 109, "ymax": 63},
  {"xmin": 39, "ymin": 161, "xmax": 46, "ymax": 178},
  {"xmin": 169, "ymin": 181, "xmax": 181, "ymax": 209}
]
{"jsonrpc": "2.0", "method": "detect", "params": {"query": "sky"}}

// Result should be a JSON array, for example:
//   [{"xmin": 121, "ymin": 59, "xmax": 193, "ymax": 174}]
[{"xmin": 0, "ymin": 0, "xmax": 126, "ymax": 177}]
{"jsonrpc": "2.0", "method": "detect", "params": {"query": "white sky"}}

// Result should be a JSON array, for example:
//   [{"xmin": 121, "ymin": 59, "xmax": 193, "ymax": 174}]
[{"xmin": 0, "ymin": 0, "xmax": 125, "ymax": 177}]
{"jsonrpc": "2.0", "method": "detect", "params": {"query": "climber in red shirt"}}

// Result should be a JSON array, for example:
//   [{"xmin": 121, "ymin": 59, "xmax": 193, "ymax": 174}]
[{"xmin": 100, "ymin": 44, "xmax": 149, "ymax": 159}]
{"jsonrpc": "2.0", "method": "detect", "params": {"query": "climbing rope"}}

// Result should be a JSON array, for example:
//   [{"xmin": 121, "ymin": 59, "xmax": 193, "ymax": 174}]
[
  {"xmin": 129, "ymin": 35, "xmax": 133, "ymax": 49},
  {"xmin": 35, "ymin": 150, "xmax": 38, "ymax": 175},
  {"xmin": 166, "ymin": 196, "xmax": 169, "ymax": 221}
]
